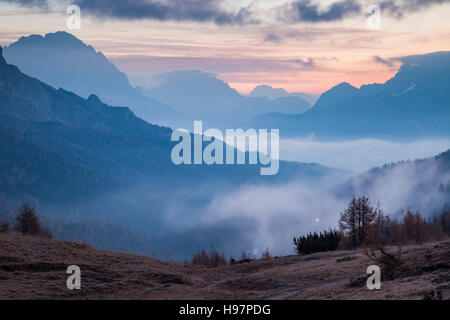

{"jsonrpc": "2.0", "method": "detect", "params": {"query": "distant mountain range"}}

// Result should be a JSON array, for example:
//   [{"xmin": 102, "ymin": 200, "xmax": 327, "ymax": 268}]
[
  {"xmin": 3, "ymin": 31, "xmax": 175, "ymax": 123},
  {"xmin": 143, "ymin": 70, "xmax": 311, "ymax": 121},
  {"xmin": 251, "ymin": 51, "xmax": 450, "ymax": 139},
  {"xmin": 248, "ymin": 84, "xmax": 318, "ymax": 105},
  {"xmin": 4, "ymin": 32, "xmax": 312, "ymax": 129},
  {"xmin": 5, "ymin": 32, "xmax": 450, "ymax": 140}
]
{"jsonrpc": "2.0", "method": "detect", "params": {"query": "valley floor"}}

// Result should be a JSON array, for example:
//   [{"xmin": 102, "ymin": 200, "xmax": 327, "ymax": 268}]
[{"xmin": 0, "ymin": 233, "xmax": 448, "ymax": 300}]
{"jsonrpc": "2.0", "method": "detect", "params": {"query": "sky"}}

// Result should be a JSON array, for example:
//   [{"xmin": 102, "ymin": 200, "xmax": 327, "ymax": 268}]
[{"xmin": 1, "ymin": 0, "xmax": 450, "ymax": 94}]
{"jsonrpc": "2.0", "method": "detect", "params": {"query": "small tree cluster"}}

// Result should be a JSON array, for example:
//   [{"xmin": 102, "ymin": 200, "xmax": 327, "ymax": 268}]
[
  {"xmin": 240, "ymin": 251, "xmax": 257, "ymax": 260},
  {"xmin": 293, "ymin": 229, "xmax": 341, "ymax": 255},
  {"xmin": 339, "ymin": 197, "xmax": 450, "ymax": 248},
  {"xmin": 229, "ymin": 251, "xmax": 258, "ymax": 265},
  {"xmin": 191, "ymin": 247, "xmax": 227, "ymax": 267},
  {"xmin": 377, "ymin": 210, "xmax": 449, "ymax": 245}
]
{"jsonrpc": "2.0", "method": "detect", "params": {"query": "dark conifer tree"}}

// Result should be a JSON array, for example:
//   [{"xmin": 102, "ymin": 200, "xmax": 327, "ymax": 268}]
[{"xmin": 13, "ymin": 202, "xmax": 41, "ymax": 236}]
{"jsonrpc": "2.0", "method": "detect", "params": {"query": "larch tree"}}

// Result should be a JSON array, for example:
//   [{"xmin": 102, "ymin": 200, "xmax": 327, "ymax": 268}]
[
  {"xmin": 358, "ymin": 196, "xmax": 377, "ymax": 244},
  {"xmin": 339, "ymin": 197, "xmax": 358, "ymax": 247},
  {"xmin": 339, "ymin": 197, "xmax": 377, "ymax": 247},
  {"xmin": 429, "ymin": 216, "xmax": 444, "ymax": 240}
]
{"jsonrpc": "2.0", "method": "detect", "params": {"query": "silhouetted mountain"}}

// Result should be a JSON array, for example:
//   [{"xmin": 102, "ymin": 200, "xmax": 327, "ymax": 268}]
[
  {"xmin": 4, "ymin": 32, "xmax": 312, "ymax": 128},
  {"xmin": 251, "ymin": 52, "xmax": 450, "ymax": 139},
  {"xmin": 3, "ymin": 31, "xmax": 175, "ymax": 122},
  {"xmin": 144, "ymin": 70, "xmax": 311, "ymax": 121},
  {"xmin": 249, "ymin": 84, "xmax": 287, "ymax": 99},
  {"xmin": 248, "ymin": 84, "xmax": 318, "ymax": 105},
  {"xmin": 312, "ymin": 82, "xmax": 359, "ymax": 111}
]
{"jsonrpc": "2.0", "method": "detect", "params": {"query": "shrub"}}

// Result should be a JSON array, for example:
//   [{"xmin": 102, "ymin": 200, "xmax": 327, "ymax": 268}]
[
  {"xmin": 191, "ymin": 247, "xmax": 227, "ymax": 267},
  {"xmin": 40, "ymin": 226, "xmax": 53, "ymax": 239},
  {"xmin": 0, "ymin": 220, "xmax": 10, "ymax": 233},
  {"xmin": 261, "ymin": 247, "xmax": 271, "ymax": 260},
  {"xmin": 293, "ymin": 229, "xmax": 340, "ymax": 255},
  {"xmin": 364, "ymin": 244, "xmax": 403, "ymax": 278}
]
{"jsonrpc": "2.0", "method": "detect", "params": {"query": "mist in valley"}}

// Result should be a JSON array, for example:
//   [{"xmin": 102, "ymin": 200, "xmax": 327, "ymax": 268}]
[
  {"xmin": 29, "ymin": 139, "xmax": 449, "ymax": 261},
  {"xmin": 279, "ymin": 138, "xmax": 450, "ymax": 172}
]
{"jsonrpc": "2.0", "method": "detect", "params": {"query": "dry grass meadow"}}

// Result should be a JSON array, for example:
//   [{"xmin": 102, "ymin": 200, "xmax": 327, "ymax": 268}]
[{"xmin": 0, "ymin": 233, "xmax": 448, "ymax": 300}]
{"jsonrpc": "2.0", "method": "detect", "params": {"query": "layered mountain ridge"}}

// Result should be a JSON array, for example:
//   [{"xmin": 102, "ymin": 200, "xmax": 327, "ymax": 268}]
[{"xmin": 251, "ymin": 51, "xmax": 450, "ymax": 139}]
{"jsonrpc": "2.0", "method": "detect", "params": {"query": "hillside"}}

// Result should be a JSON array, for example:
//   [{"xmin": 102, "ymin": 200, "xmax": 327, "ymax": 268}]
[
  {"xmin": 0, "ymin": 233, "xmax": 448, "ymax": 299},
  {"xmin": 339, "ymin": 150, "xmax": 450, "ymax": 217}
]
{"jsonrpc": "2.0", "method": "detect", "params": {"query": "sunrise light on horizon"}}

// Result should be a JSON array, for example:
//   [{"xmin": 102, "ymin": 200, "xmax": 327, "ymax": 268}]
[{"xmin": 1, "ymin": 0, "xmax": 450, "ymax": 95}]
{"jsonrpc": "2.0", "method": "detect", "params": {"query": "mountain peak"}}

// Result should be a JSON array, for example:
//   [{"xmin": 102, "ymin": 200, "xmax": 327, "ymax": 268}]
[
  {"xmin": 9, "ymin": 31, "xmax": 89, "ymax": 51},
  {"xmin": 334, "ymin": 82, "xmax": 357, "ymax": 90},
  {"xmin": 0, "ymin": 46, "xmax": 5, "ymax": 65},
  {"xmin": 249, "ymin": 85, "xmax": 289, "ymax": 99},
  {"xmin": 87, "ymin": 94, "xmax": 102, "ymax": 105},
  {"xmin": 45, "ymin": 31, "xmax": 78, "ymax": 40},
  {"xmin": 312, "ymin": 82, "xmax": 359, "ymax": 111}
]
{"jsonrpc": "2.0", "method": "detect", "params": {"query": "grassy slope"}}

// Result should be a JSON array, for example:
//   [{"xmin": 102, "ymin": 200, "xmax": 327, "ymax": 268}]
[{"xmin": 0, "ymin": 233, "xmax": 448, "ymax": 300}]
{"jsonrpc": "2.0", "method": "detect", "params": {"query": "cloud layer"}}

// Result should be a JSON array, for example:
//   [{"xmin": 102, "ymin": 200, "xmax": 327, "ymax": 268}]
[
  {"xmin": 286, "ymin": 0, "xmax": 361, "ymax": 22},
  {"xmin": 1, "ymin": 0, "xmax": 257, "ymax": 25},
  {"xmin": 379, "ymin": 0, "xmax": 450, "ymax": 18},
  {"xmin": 373, "ymin": 55, "xmax": 394, "ymax": 67},
  {"xmin": 3, "ymin": 0, "xmax": 450, "ymax": 25},
  {"xmin": 279, "ymin": 138, "xmax": 450, "ymax": 172},
  {"xmin": 75, "ymin": 0, "xmax": 257, "ymax": 25}
]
